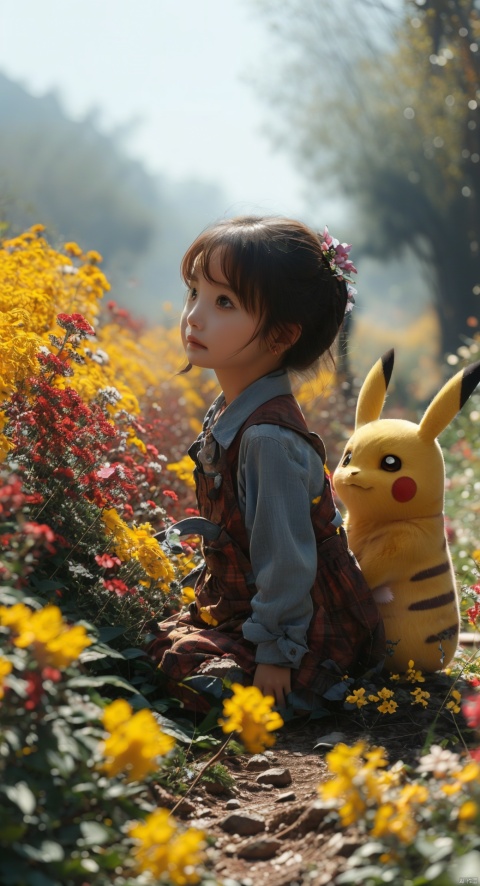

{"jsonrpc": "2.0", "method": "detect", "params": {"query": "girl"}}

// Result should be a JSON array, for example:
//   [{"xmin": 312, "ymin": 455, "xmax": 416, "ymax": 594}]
[{"xmin": 150, "ymin": 215, "xmax": 385, "ymax": 714}]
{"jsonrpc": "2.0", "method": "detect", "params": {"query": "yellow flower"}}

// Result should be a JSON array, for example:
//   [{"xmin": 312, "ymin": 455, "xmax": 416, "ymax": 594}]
[
  {"xmin": 102, "ymin": 511, "xmax": 175, "ymax": 585},
  {"xmin": 446, "ymin": 689, "xmax": 462, "ymax": 714},
  {"xmin": 319, "ymin": 741, "xmax": 399, "ymax": 825},
  {"xmin": 85, "ymin": 250, "xmax": 103, "ymax": 264},
  {"xmin": 0, "ymin": 602, "xmax": 32, "ymax": 633},
  {"xmin": 455, "ymin": 760, "xmax": 480, "ymax": 784},
  {"xmin": 346, "ymin": 687, "xmax": 368, "ymax": 708},
  {"xmin": 63, "ymin": 241, "xmax": 83, "ymax": 257},
  {"xmin": 0, "ymin": 656, "xmax": 12, "ymax": 699},
  {"xmin": 405, "ymin": 660, "xmax": 425, "ymax": 683},
  {"xmin": 129, "ymin": 808, "xmax": 205, "ymax": 884},
  {"xmin": 1, "ymin": 603, "xmax": 91, "ymax": 667},
  {"xmin": 411, "ymin": 688, "xmax": 430, "ymax": 707},
  {"xmin": 377, "ymin": 699, "xmax": 398, "ymax": 714},
  {"xmin": 198, "ymin": 607, "xmax": 219, "ymax": 626},
  {"xmin": 101, "ymin": 699, "xmax": 175, "ymax": 781},
  {"xmin": 458, "ymin": 800, "xmax": 478, "ymax": 822},
  {"xmin": 167, "ymin": 455, "xmax": 196, "ymax": 489},
  {"xmin": 372, "ymin": 801, "xmax": 419, "ymax": 844},
  {"xmin": 133, "ymin": 527, "xmax": 175, "ymax": 582},
  {"xmin": 181, "ymin": 586, "xmax": 196, "ymax": 606},
  {"xmin": 220, "ymin": 683, "xmax": 284, "ymax": 753}
]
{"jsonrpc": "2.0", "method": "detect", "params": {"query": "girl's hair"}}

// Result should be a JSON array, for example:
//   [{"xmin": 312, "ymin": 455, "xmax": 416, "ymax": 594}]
[{"xmin": 180, "ymin": 215, "xmax": 349, "ymax": 374}]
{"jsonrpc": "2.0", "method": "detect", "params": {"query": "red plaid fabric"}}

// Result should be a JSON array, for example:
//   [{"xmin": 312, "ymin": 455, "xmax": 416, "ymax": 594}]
[{"xmin": 149, "ymin": 395, "xmax": 385, "ymax": 708}]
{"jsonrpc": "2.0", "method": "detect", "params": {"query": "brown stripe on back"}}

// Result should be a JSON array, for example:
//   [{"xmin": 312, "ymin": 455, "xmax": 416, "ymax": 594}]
[
  {"xmin": 409, "ymin": 590, "xmax": 455, "ymax": 611},
  {"xmin": 410, "ymin": 561, "xmax": 451, "ymax": 582},
  {"xmin": 425, "ymin": 623, "xmax": 459, "ymax": 643}
]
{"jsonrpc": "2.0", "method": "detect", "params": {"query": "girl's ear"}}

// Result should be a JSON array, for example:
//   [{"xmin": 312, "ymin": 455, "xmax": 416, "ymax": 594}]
[
  {"xmin": 355, "ymin": 349, "xmax": 394, "ymax": 429},
  {"xmin": 272, "ymin": 323, "xmax": 302, "ymax": 353}
]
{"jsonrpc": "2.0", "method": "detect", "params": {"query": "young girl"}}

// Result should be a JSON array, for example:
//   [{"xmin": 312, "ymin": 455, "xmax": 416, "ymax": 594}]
[{"xmin": 150, "ymin": 215, "xmax": 385, "ymax": 714}]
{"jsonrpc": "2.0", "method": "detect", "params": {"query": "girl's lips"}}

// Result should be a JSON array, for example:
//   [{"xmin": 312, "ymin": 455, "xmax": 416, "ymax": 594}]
[{"xmin": 186, "ymin": 336, "xmax": 207, "ymax": 349}]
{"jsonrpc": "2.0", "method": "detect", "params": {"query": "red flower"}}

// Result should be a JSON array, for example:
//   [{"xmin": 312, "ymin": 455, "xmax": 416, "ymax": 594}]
[
  {"xmin": 467, "ymin": 601, "xmax": 480, "ymax": 626},
  {"xmin": 96, "ymin": 465, "xmax": 117, "ymax": 479},
  {"xmin": 42, "ymin": 666, "xmax": 61, "ymax": 682},
  {"xmin": 56, "ymin": 313, "xmax": 95, "ymax": 337},
  {"xmin": 25, "ymin": 672, "xmax": 43, "ymax": 710},
  {"xmin": 103, "ymin": 578, "xmax": 133, "ymax": 597},
  {"xmin": 163, "ymin": 489, "xmax": 178, "ymax": 502},
  {"xmin": 95, "ymin": 553, "xmax": 121, "ymax": 569},
  {"xmin": 37, "ymin": 351, "xmax": 74, "ymax": 377},
  {"xmin": 463, "ymin": 694, "xmax": 480, "ymax": 730}
]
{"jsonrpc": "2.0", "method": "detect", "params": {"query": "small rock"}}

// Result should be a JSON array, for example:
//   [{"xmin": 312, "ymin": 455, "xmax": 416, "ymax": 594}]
[
  {"xmin": 237, "ymin": 837, "xmax": 283, "ymax": 860},
  {"xmin": 220, "ymin": 811, "xmax": 266, "ymax": 836},
  {"xmin": 276, "ymin": 791, "xmax": 296, "ymax": 802},
  {"xmin": 238, "ymin": 781, "xmax": 263, "ymax": 792},
  {"xmin": 314, "ymin": 730, "xmax": 348, "ymax": 750},
  {"xmin": 246, "ymin": 754, "xmax": 271, "ymax": 770},
  {"xmin": 256, "ymin": 767, "xmax": 292, "ymax": 787},
  {"xmin": 225, "ymin": 798, "xmax": 241, "ymax": 810},
  {"xmin": 204, "ymin": 780, "xmax": 231, "ymax": 795}
]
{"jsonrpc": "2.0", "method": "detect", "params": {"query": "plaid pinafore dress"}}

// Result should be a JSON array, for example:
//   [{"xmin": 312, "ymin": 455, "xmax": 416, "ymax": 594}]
[{"xmin": 149, "ymin": 395, "xmax": 385, "ymax": 712}]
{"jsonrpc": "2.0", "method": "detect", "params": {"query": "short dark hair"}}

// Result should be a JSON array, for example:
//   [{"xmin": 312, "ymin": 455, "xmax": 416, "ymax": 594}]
[{"xmin": 181, "ymin": 215, "xmax": 348, "ymax": 374}]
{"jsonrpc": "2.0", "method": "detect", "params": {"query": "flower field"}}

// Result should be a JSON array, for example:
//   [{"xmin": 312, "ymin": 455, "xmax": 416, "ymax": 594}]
[{"xmin": 0, "ymin": 225, "xmax": 479, "ymax": 885}]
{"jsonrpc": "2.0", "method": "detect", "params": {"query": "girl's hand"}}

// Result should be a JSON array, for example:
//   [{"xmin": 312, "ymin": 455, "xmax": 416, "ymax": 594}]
[{"xmin": 253, "ymin": 663, "xmax": 291, "ymax": 708}]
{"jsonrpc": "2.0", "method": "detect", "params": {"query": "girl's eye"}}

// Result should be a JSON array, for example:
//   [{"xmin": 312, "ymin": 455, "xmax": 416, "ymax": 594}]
[
  {"xmin": 381, "ymin": 454, "xmax": 402, "ymax": 472},
  {"xmin": 188, "ymin": 287, "xmax": 198, "ymax": 300},
  {"xmin": 342, "ymin": 451, "xmax": 352, "ymax": 466},
  {"xmin": 216, "ymin": 295, "xmax": 234, "ymax": 308}
]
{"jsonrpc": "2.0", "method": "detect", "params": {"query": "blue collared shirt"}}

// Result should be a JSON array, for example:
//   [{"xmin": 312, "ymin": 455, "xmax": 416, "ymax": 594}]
[{"xmin": 202, "ymin": 370, "xmax": 327, "ymax": 668}]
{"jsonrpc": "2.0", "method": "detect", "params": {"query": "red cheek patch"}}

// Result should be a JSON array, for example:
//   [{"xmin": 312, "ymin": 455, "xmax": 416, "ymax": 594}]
[{"xmin": 391, "ymin": 476, "xmax": 417, "ymax": 502}]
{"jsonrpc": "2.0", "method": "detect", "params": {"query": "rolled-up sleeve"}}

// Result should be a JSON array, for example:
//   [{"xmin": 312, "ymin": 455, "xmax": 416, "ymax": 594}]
[{"xmin": 238, "ymin": 425, "xmax": 324, "ymax": 668}]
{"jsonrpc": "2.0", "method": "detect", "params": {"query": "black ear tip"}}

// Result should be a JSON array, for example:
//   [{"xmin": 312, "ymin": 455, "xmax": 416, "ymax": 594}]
[
  {"xmin": 381, "ymin": 349, "xmax": 395, "ymax": 388},
  {"xmin": 460, "ymin": 360, "xmax": 480, "ymax": 408}
]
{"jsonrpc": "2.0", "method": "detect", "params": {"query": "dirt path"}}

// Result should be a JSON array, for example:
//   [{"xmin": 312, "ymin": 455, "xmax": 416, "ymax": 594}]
[
  {"xmin": 183, "ymin": 721, "xmax": 351, "ymax": 886},
  {"xmin": 158, "ymin": 658, "xmax": 478, "ymax": 885}
]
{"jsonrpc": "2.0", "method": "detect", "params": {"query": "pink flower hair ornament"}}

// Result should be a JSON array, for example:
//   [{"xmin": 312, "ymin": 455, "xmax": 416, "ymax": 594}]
[{"xmin": 320, "ymin": 226, "xmax": 357, "ymax": 314}]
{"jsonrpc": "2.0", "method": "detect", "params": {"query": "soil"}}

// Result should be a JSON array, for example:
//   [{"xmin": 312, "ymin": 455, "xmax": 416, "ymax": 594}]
[{"xmin": 155, "ymin": 657, "xmax": 478, "ymax": 886}]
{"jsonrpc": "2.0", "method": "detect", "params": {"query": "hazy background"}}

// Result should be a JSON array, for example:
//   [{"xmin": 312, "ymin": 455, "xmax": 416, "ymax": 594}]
[{"xmin": 1, "ymin": 0, "xmax": 478, "ymax": 401}]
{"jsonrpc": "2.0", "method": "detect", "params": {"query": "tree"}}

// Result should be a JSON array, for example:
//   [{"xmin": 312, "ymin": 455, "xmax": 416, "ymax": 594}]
[{"xmin": 251, "ymin": 0, "xmax": 480, "ymax": 357}]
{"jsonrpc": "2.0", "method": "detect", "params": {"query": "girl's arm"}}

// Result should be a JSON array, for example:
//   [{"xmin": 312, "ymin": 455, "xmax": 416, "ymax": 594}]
[{"xmin": 238, "ymin": 424, "xmax": 323, "ymax": 671}]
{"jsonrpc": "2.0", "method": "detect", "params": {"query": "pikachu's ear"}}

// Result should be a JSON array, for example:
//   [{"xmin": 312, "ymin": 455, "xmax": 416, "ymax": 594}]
[
  {"xmin": 355, "ymin": 349, "xmax": 395, "ymax": 429},
  {"xmin": 419, "ymin": 360, "xmax": 480, "ymax": 443}
]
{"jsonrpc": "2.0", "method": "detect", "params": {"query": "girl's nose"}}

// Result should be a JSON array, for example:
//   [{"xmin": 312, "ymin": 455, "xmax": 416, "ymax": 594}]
[{"xmin": 186, "ymin": 301, "xmax": 202, "ymax": 328}]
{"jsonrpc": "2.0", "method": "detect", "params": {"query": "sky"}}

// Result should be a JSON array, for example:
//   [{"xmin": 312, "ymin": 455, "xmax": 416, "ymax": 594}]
[{"xmin": 0, "ymin": 0, "xmax": 323, "ymax": 224}]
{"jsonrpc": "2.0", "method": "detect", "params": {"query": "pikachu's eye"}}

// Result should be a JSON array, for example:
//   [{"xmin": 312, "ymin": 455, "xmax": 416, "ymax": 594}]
[
  {"xmin": 381, "ymin": 454, "xmax": 402, "ymax": 472},
  {"xmin": 342, "ymin": 451, "xmax": 352, "ymax": 467}
]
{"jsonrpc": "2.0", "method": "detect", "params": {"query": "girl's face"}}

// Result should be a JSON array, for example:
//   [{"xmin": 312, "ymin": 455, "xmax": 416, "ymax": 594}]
[{"xmin": 180, "ymin": 251, "xmax": 280, "ymax": 400}]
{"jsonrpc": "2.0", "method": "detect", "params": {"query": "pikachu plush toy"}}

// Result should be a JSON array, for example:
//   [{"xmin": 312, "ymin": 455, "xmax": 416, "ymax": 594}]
[{"xmin": 333, "ymin": 349, "xmax": 480, "ymax": 674}]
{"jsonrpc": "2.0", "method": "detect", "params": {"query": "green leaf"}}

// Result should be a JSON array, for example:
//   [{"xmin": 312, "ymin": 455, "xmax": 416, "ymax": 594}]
[
  {"xmin": 15, "ymin": 840, "xmax": 65, "ymax": 863},
  {"xmin": 46, "ymin": 749, "xmax": 75, "ymax": 777},
  {"xmin": 122, "ymin": 647, "xmax": 148, "ymax": 659},
  {"xmin": 448, "ymin": 850, "xmax": 480, "ymax": 884},
  {"xmin": 79, "ymin": 820, "xmax": 111, "ymax": 846},
  {"xmin": 80, "ymin": 642, "xmax": 125, "ymax": 662},
  {"xmin": 30, "ymin": 578, "xmax": 66, "ymax": 592},
  {"xmin": 97, "ymin": 625, "xmax": 126, "ymax": 641},
  {"xmin": 67, "ymin": 674, "xmax": 138, "ymax": 692},
  {"xmin": 152, "ymin": 713, "xmax": 195, "ymax": 743},
  {"xmin": 0, "ymin": 781, "xmax": 36, "ymax": 814}
]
